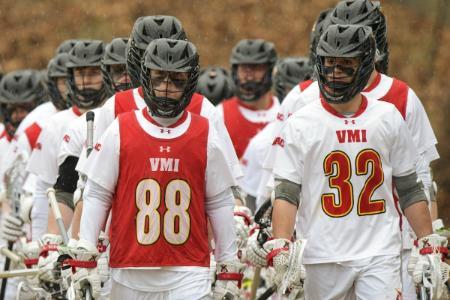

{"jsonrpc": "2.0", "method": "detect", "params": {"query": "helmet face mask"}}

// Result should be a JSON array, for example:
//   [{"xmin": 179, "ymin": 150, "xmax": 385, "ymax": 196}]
[
  {"xmin": 316, "ymin": 24, "xmax": 375, "ymax": 104},
  {"xmin": 141, "ymin": 38, "xmax": 199, "ymax": 118},
  {"xmin": 230, "ymin": 39, "xmax": 277, "ymax": 102},
  {"xmin": 127, "ymin": 16, "xmax": 187, "ymax": 88},
  {"xmin": 66, "ymin": 40, "xmax": 107, "ymax": 109}
]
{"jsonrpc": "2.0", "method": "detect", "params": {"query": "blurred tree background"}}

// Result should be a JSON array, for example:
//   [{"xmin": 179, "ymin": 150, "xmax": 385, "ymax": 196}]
[{"xmin": 0, "ymin": 0, "xmax": 448, "ymax": 222}]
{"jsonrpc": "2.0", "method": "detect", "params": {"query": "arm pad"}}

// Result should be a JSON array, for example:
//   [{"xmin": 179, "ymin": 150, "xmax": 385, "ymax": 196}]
[
  {"xmin": 54, "ymin": 156, "xmax": 79, "ymax": 194},
  {"xmin": 394, "ymin": 172, "xmax": 427, "ymax": 211},
  {"xmin": 274, "ymin": 178, "xmax": 301, "ymax": 207}
]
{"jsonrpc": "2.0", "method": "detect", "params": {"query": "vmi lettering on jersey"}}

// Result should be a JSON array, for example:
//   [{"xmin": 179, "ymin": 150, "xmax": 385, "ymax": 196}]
[
  {"xmin": 336, "ymin": 129, "xmax": 367, "ymax": 143},
  {"xmin": 149, "ymin": 157, "xmax": 180, "ymax": 172}
]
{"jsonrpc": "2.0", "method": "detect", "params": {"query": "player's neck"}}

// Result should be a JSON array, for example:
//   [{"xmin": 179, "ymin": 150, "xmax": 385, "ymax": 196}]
[
  {"xmin": 79, "ymin": 107, "xmax": 89, "ymax": 115},
  {"xmin": 150, "ymin": 110, "xmax": 183, "ymax": 127},
  {"xmin": 329, "ymin": 94, "xmax": 362, "ymax": 115},
  {"xmin": 240, "ymin": 92, "xmax": 272, "ymax": 110},
  {"xmin": 365, "ymin": 69, "xmax": 379, "ymax": 89}
]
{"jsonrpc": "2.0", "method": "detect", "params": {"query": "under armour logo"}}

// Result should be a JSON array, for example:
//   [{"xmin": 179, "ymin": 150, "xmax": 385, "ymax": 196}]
[
  {"xmin": 159, "ymin": 146, "xmax": 171, "ymax": 153},
  {"xmin": 63, "ymin": 134, "xmax": 71, "ymax": 143},
  {"xmin": 94, "ymin": 143, "xmax": 102, "ymax": 151},
  {"xmin": 160, "ymin": 128, "xmax": 171, "ymax": 134},
  {"xmin": 344, "ymin": 120, "xmax": 356, "ymax": 125}
]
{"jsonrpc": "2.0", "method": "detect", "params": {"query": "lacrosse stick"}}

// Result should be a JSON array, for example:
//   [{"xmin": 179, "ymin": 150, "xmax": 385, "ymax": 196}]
[
  {"xmin": 0, "ymin": 153, "xmax": 27, "ymax": 299},
  {"xmin": 251, "ymin": 199, "xmax": 272, "ymax": 300}
]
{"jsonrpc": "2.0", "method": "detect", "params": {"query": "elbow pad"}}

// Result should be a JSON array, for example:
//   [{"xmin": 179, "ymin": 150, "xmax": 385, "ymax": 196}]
[{"xmin": 54, "ymin": 156, "xmax": 80, "ymax": 194}]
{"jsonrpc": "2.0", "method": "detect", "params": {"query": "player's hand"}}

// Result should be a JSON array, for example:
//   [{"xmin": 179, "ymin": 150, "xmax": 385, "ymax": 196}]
[
  {"xmin": 213, "ymin": 260, "xmax": 244, "ymax": 300},
  {"xmin": 38, "ymin": 251, "xmax": 61, "ymax": 282},
  {"xmin": 407, "ymin": 234, "xmax": 449, "ymax": 298},
  {"xmin": 68, "ymin": 239, "xmax": 101, "ymax": 299},
  {"xmin": 69, "ymin": 268, "xmax": 101, "ymax": 300},
  {"xmin": 97, "ymin": 251, "xmax": 109, "ymax": 283},
  {"xmin": 36, "ymin": 234, "xmax": 64, "ymax": 282},
  {"xmin": 0, "ymin": 214, "xmax": 24, "ymax": 241},
  {"xmin": 20, "ymin": 240, "xmax": 41, "ymax": 259},
  {"xmin": 19, "ymin": 195, "xmax": 34, "ymax": 224},
  {"xmin": 264, "ymin": 238, "xmax": 306, "ymax": 292},
  {"xmin": 233, "ymin": 206, "xmax": 252, "ymax": 250},
  {"xmin": 245, "ymin": 227, "xmax": 270, "ymax": 267}
]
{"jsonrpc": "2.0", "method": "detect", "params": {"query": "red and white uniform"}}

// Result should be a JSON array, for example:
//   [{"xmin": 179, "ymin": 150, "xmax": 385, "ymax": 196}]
[
  {"xmin": 0, "ymin": 102, "xmax": 58, "ymax": 190},
  {"xmin": 217, "ymin": 95, "xmax": 280, "ymax": 159},
  {"xmin": 273, "ymin": 96, "xmax": 418, "ymax": 297},
  {"xmin": 80, "ymin": 108, "xmax": 237, "ymax": 295},
  {"xmin": 26, "ymin": 107, "xmax": 82, "ymax": 240},
  {"xmin": 77, "ymin": 88, "xmax": 242, "ymax": 179},
  {"xmin": 15, "ymin": 101, "xmax": 57, "ymax": 137},
  {"xmin": 263, "ymin": 74, "xmax": 438, "ymax": 203}
]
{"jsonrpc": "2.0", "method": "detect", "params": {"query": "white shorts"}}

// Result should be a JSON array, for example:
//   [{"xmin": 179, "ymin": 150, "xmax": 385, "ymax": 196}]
[
  {"xmin": 401, "ymin": 249, "xmax": 417, "ymax": 300},
  {"xmin": 304, "ymin": 255, "xmax": 402, "ymax": 300},
  {"xmin": 110, "ymin": 277, "xmax": 211, "ymax": 300}
]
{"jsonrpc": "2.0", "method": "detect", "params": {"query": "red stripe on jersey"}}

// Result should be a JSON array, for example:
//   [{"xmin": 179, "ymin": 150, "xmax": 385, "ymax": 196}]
[
  {"xmin": 378, "ymin": 78, "xmax": 409, "ymax": 120},
  {"xmin": 24, "ymin": 122, "xmax": 42, "ymax": 150},
  {"xmin": 222, "ymin": 97, "xmax": 270, "ymax": 159},
  {"xmin": 72, "ymin": 106, "xmax": 82, "ymax": 117},
  {"xmin": 109, "ymin": 111, "xmax": 210, "ymax": 268},
  {"xmin": 299, "ymin": 79, "xmax": 313, "ymax": 92},
  {"xmin": 114, "ymin": 89, "xmax": 138, "ymax": 118},
  {"xmin": 0, "ymin": 129, "xmax": 12, "ymax": 142},
  {"xmin": 363, "ymin": 72, "xmax": 381, "ymax": 93},
  {"xmin": 186, "ymin": 93, "xmax": 204, "ymax": 115}
]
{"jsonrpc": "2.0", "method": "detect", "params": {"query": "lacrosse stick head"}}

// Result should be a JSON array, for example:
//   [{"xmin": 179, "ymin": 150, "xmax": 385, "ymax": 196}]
[{"xmin": 422, "ymin": 254, "xmax": 450, "ymax": 300}]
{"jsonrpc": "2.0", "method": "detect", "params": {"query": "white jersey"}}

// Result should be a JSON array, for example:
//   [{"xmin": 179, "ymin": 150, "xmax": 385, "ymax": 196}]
[
  {"xmin": 27, "ymin": 107, "xmax": 83, "ymax": 184},
  {"xmin": 275, "ymin": 74, "xmax": 439, "ymax": 249},
  {"xmin": 57, "ymin": 107, "xmax": 102, "ymax": 167},
  {"xmin": 278, "ymin": 73, "xmax": 438, "ymax": 163},
  {"xmin": 76, "ymin": 88, "xmax": 242, "ymax": 179},
  {"xmin": 15, "ymin": 101, "xmax": 57, "ymax": 136},
  {"xmin": 240, "ymin": 122, "xmax": 276, "ymax": 198},
  {"xmin": 80, "ymin": 109, "xmax": 236, "ymax": 291},
  {"xmin": 273, "ymin": 96, "xmax": 419, "ymax": 264}
]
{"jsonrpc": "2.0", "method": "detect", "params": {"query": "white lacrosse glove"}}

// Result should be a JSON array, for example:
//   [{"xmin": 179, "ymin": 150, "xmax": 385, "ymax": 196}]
[
  {"xmin": 37, "ymin": 234, "xmax": 64, "ymax": 282},
  {"xmin": 19, "ymin": 195, "xmax": 34, "ymax": 224},
  {"xmin": 0, "ymin": 213, "xmax": 24, "ymax": 241},
  {"xmin": 264, "ymin": 238, "xmax": 306, "ymax": 294},
  {"xmin": 233, "ymin": 206, "xmax": 252, "ymax": 250},
  {"xmin": 69, "ymin": 239, "xmax": 101, "ymax": 300},
  {"xmin": 245, "ymin": 227, "xmax": 271, "ymax": 267},
  {"xmin": 213, "ymin": 260, "xmax": 244, "ymax": 300},
  {"xmin": 407, "ymin": 234, "xmax": 449, "ymax": 299}
]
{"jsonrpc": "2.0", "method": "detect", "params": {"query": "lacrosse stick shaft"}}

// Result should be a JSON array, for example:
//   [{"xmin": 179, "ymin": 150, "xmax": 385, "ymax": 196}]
[
  {"xmin": 0, "ymin": 247, "xmax": 21, "ymax": 264},
  {"xmin": 0, "ymin": 268, "xmax": 39, "ymax": 279},
  {"xmin": 256, "ymin": 285, "xmax": 277, "ymax": 300},
  {"xmin": 419, "ymin": 285, "xmax": 428, "ymax": 300},
  {"xmin": 250, "ymin": 267, "xmax": 261, "ymax": 300},
  {"xmin": 47, "ymin": 188, "xmax": 69, "ymax": 244},
  {"xmin": 0, "ymin": 242, "xmax": 13, "ymax": 300},
  {"xmin": 86, "ymin": 111, "xmax": 95, "ymax": 157}
]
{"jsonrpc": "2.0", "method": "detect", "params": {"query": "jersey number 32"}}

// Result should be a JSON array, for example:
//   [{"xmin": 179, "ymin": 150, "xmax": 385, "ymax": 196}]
[{"xmin": 321, "ymin": 149, "xmax": 385, "ymax": 218}]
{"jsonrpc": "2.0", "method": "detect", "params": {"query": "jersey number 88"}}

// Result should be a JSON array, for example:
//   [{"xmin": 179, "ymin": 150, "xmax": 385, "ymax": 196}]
[{"xmin": 135, "ymin": 179, "xmax": 191, "ymax": 245}]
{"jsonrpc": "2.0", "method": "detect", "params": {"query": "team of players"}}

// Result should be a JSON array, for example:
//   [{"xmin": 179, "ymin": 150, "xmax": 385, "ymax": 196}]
[{"xmin": 0, "ymin": 0, "xmax": 448, "ymax": 299}]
